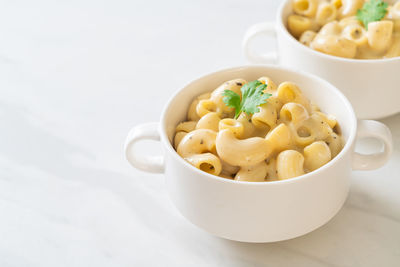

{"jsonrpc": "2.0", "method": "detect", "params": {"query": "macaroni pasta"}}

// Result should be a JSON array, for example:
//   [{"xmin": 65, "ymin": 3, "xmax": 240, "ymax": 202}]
[
  {"xmin": 174, "ymin": 78, "xmax": 344, "ymax": 182},
  {"xmin": 287, "ymin": 0, "xmax": 400, "ymax": 59}
]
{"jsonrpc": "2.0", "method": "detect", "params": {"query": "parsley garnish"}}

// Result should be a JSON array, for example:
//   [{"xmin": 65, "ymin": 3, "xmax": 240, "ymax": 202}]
[
  {"xmin": 222, "ymin": 80, "xmax": 271, "ymax": 119},
  {"xmin": 357, "ymin": 0, "xmax": 388, "ymax": 30}
]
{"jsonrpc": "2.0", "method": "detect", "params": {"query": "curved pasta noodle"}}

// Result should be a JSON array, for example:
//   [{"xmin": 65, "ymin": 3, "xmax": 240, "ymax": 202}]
[
  {"xmin": 304, "ymin": 141, "xmax": 332, "ymax": 171},
  {"xmin": 196, "ymin": 99, "xmax": 218, "ymax": 118},
  {"xmin": 341, "ymin": 24, "xmax": 368, "ymax": 46},
  {"xmin": 288, "ymin": 15, "xmax": 314, "ymax": 38},
  {"xmin": 221, "ymin": 160, "xmax": 240, "ymax": 177},
  {"xmin": 210, "ymin": 79, "xmax": 246, "ymax": 116},
  {"xmin": 318, "ymin": 21, "xmax": 343, "ymax": 36},
  {"xmin": 291, "ymin": 113, "xmax": 333, "ymax": 146},
  {"xmin": 237, "ymin": 113, "xmax": 257, "ymax": 139},
  {"xmin": 219, "ymin": 118, "xmax": 244, "ymax": 138},
  {"xmin": 367, "ymin": 21, "xmax": 394, "ymax": 53},
  {"xmin": 185, "ymin": 153, "xmax": 222, "ymax": 176},
  {"xmin": 280, "ymin": 103, "xmax": 309, "ymax": 126},
  {"xmin": 276, "ymin": 150, "xmax": 305, "ymax": 180},
  {"xmin": 265, "ymin": 123, "xmax": 292, "ymax": 153},
  {"xmin": 174, "ymin": 131, "xmax": 187, "ymax": 149},
  {"xmin": 299, "ymin": 30, "xmax": 317, "ymax": 46},
  {"xmin": 338, "ymin": 16, "xmax": 362, "ymax": 28},
  {"xmin": 196, "ymin": 112, "xmax": 221, "ymax": 132},
  {"xmin": 252, "ymin": 102, "xmax": 278, "ymax": 131},
  {"xmin": 311, "ymin": 34, "xmax": 357, "ymax": 58},
  {"xmin": 292, "ymin": 0, "xmax": 318, "ymax": 17},
  {"xmin": 315, "ymin": 3, "xmax": 337, "ymax": 26},
  {"xmin": 187, "ymin": 93, "xmax": 211, "ymax": 121},
  {"xmin": 337, "ymin": 0, "xmax": 363, "ymax": 19},
  {"xmin": 176, "ymin": 121, "xmax": 197, "ymax": 133},
  {"xmin": 315, "ymin": 111, "xmax": 337, "ymax": 129},
  {"xmin": 277, "ymin": 82, "xmax": 312, "ymax": 113},
  {"xmin": 177, "ymin": 129, "xmax": 217, "ymax": 157},
  {"xmin": 235, "ymin": 161, "xmax": 268, "ymax": 182},
  {"xmin": 216, "ymin": 129, "xmax": 272, "ymax": 166},
  {"xmin": 325, "ymin": 132, "xmax": 343, "ymax": 158}
]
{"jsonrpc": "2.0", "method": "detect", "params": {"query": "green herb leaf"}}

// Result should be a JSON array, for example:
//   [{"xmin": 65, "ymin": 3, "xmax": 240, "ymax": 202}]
[
  {"xmin": 222, "ymin": 90, "xmax": 241, "ymax": 119},
  {"xmin": 222, "ymin": 80, "xmax": 272, "ymax": 119},
  {"xmin": 356, "ymin": 0, "xmax": 388, "ymax": 30}
]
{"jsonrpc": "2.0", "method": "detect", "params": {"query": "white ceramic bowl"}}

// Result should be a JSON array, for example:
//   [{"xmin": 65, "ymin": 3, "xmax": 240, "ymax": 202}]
[
  {"xmin": 124, "ymin": 65, "xmax": 392, "ymax": 242},
  {"xmin": 242, "ymin": 0, "xmax": 400, "ymax": 119}
]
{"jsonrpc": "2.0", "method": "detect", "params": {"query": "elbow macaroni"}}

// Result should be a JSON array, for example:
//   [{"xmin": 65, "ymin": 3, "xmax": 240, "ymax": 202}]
[
  {"xmin": 288, "ymin": 0, "xmax": 400, "ymax": 59},
  {"xmin": 174, "ymin": 77, "xmax": 344, "ymax": 182}
]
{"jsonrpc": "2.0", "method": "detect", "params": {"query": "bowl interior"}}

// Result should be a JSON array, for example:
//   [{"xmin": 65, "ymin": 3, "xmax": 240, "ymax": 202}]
[{"xmin": 161, "ymin": 65, "xmax": 356, "ymax": 155}]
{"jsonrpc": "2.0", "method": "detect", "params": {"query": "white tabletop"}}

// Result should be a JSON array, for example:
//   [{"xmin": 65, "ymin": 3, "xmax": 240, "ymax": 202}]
[{"xmin": 1, "ymin": 0, "xmax": 399, "ymax": 266}]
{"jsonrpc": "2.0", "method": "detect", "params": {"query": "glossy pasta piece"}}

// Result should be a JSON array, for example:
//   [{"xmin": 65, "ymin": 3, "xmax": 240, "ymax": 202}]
[
  {"xmin": 185, "ymin": 153, "xmax": 222, "ymax": 176},
  {"xmin": 292, "ymin": 0, "xmax": 318, "ymax": 17},
  {"xmin": 279, "ymin": 103, "xmax": 309, "ymax": 126},
  {"xmin": 196, "ymin": 112, "xmax": 221, "ymax": 132},
  {"xmin": 337, "ymin": 0, "xmax": 363, "ymax": 19},
  {"xmin": 304, "ymin": 141, "xmax": 332, "ymax": 172},
  {"xmin": 252, "ymin": 102, "xmax": 278, "ymax": 131},
  {"xmin": 315, "ymin": 111, "xmax": 337, "ymax": 129},
  {"xmin": 318, "ymin": 21, "xmax": 343, "ymax": 36},
  {"xmin": 287, "ymin": 15, "xmax": 313, "ymax": 38},
  {"xmin": 177, "ymin": 129, "xmax": 217, "ymax": 157},
  {"xmin": 174, "ymin": 131, "xmax": 187, "ymax": 150},
  {"xmin": 221, "ymin": 160, "xmax": 240, "ymax": 177},
  {"xmin": 311, "ymin": 34, "xmax": 357, "ymax": 58},
  {"xmin": 187, "ymin": 93, "xmax": 211, "ymax": 121},
  {"xmin": 196, "ymin": 99, "xmax": 218, "ymax": 118},
  {"xmin": 291, "ymin": 113, "xmax": 333, "ymax": 146},
  {"xmin": 342, "ymin": 24, "xmax": 368, "ymax": 46},
  {"xmin": 325, "ymin": 132, "xmax": 343, "ymax": 158},
  {"xmin": 265, "ymin": 123, "xmax": 292, "ymax": 153},
  {"xmin": 338, "ymin": 16, "xmax": 362, "ymax": 28},
  {"xmin": 210, "ymin": 79, "xmax": 246, "ymax": 116},
  {"xmin": 176, "ymin": 121, "xmax": 197, "ymax": 133},
  {"xmin": 276, "ymin": 82, "xmax": 312, "ymax": 113},
  {"xmin": 219, "ymin": 118, "xmax": 244, "ymax": 138},
  {"xmin": 216, "ymin": 129, "xmax": 272, "ymax": 166},
  {"xmin": 299, "ymin": 30, "xmax": 317, "ymax": 46},
  {"xmin": 315, "ymin": 3, "xmax": 337, "ymax": 26},
  {"xmin": 276, "ymin": 150, "xmax": 305, "ymax": 180},
  {"xmin": 235, "ymin": 161, "xmax": 268, "ymax": 182},
  {"xmin": 236, "ymin": 113, "xmax": 257, "ymax": 139},
  {"xmin": 367, "ymin": 21, "xmax": 393, "ymax": 53}
]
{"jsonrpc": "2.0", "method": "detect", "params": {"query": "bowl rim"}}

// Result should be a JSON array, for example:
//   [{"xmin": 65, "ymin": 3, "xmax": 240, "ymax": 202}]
[
  {"xmin": 277, "ymin": 0, "xmax": 400, "ymax": 63},
  {"xmin": 160, "ymin": 64, "xmax": 357, "ymax": 185}
]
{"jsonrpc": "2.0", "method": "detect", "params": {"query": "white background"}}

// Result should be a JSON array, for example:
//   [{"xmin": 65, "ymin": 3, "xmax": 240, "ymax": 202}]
[{"xmin": 0, "ymin": 0, "xmax": 399, "ymax": 266}]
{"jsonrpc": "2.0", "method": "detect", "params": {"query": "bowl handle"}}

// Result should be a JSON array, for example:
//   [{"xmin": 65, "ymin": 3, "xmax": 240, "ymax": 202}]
[
  {"xmin": 124, "ymin": 122, "xmax": 164, "ymax": 173},
  {"xmin": 352, "ymin": 120, "xmax": 393, "ymax": 170},
  {"xmin": 242, "ymin": 22, "xmax": 278, "ymax": 64}
]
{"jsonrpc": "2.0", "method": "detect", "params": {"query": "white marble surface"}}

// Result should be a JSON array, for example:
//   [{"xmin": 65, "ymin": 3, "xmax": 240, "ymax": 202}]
[{"xmin": 0, "ymin": 0, "xmax": 399, "ymax": 266}]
